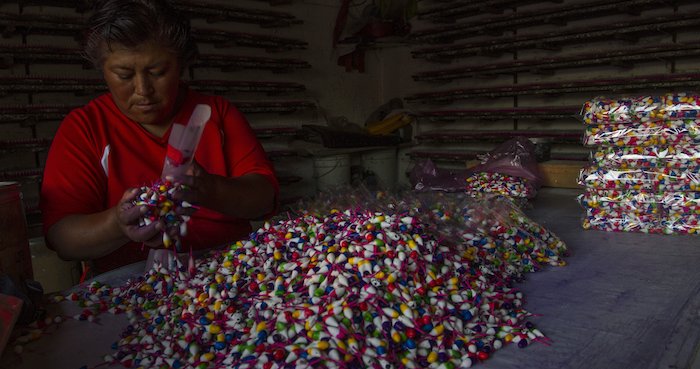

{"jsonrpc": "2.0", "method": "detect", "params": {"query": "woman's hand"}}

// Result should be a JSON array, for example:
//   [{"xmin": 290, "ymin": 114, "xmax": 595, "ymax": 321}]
[
  {"xmin": 47, "ymin": 186, "xmax": 179, "ymax": 261},
  {"xmin": 170, "ymin": 160, "xmax": 275, "ymax": 220},
  {"xmin": 169, "ymin": 161, "xmax": 212, "ymax": 209},
  {"xmin": 115, "ymin": 188, "xmax": 166, "ymax": 248}
]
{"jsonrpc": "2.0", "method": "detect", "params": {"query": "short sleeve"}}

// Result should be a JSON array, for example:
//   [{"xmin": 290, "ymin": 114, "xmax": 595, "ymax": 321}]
[{"xmin": 40, "ymin": 109, "xmax": 107, "ymax": 236}]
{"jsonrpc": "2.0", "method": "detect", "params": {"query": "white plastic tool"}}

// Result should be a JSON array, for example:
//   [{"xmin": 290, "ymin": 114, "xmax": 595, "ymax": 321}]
[
  {"xmin": 146, "ymin": 104, "xmax": 211, "ymax": 273},
  {"xmin": 161, "ymin": 104, "xmax": 212, "ymax": 181}
]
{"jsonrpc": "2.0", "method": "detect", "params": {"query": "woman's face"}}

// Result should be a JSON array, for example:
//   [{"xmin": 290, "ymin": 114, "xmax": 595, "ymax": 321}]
[{"xmin": 101, "ymin": 42, "xmax": 183, "ymax": 132}]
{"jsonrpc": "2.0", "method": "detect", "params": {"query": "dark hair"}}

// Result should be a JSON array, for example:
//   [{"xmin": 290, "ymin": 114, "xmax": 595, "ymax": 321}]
[{"xmin": 83, "ymin": 0, "xmax": 198, "ymax": 69}]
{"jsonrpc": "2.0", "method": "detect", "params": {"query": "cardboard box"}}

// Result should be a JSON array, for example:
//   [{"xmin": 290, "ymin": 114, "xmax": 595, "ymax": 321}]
[{"xmin": 538, "ymin": 160, "xmax": 588, "ymax": 189}]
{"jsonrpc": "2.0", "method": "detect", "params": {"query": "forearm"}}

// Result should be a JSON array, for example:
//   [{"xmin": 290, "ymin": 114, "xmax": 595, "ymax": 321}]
[
  {"xmin": 199, "ymin": 173, "xmax": 276, "ymax": 220},
  {"xmin": 46, "ymin": 207, "xmax": 128, "ymax": 261}
]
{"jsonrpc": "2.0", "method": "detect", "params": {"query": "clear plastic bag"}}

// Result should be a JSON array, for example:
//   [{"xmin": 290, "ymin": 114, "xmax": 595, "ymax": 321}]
[
  {"xmin": 592, "ymin": 145, "xmax": 700, "ymax": 169},
  {"xmin": 410, "ymin": 138, "xmax": 542, "ymax": 198},
  {"xmin": 583, "ymin": 119, "xmax": 700, "ymax": 147},
  {"xmin": 581, "ymin": 93, "xmax": 700, "ymax": 125},
  {"xmin": 578, "ymin": 166, "xmax": 700, "ymax": 192},
  {"xmin": 409, "ymin": 158, "xmax": 471, "ymax": 192}
]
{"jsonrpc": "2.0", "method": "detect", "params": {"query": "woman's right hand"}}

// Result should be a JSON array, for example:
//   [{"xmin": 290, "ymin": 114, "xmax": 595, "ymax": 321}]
[{"xmin": 116, "ymin": 188, "xmax": 165, "ymax": 248}]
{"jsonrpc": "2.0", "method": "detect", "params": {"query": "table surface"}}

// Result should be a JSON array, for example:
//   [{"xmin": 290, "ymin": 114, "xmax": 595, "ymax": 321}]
[{"xmin": 1, "ymin": 188, "xmax": 699, "ymax": 369}]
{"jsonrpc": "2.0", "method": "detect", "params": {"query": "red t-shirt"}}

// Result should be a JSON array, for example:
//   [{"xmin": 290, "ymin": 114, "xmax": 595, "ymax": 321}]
[{"xmin": 40, "ymin": 86, "xmax": 278, "ymax": 273}]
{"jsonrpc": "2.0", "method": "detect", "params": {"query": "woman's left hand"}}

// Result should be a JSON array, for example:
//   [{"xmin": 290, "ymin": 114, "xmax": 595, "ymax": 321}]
[
  {"xmin": 170, "ymin": 160, "xmax": 275, "ymax": 220},
  {"xmin": 170, "ymin": 161, "xmax": 212, "ymax": 211}
]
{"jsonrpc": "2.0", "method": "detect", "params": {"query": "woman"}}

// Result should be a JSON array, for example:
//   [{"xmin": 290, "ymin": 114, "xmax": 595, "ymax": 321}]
[{"xmin": 40, "ymin": 0, "xmax": 278, "ymax": 274}]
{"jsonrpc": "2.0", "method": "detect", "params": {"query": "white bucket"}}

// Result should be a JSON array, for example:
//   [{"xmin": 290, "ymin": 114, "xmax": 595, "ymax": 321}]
[
  {"xmin": 361, "ymin": 148, "xmax": 398, "ymax": 190},
  {"xmin": 313, "ymin": 154, "xmax": 351, "ymax": 192}
]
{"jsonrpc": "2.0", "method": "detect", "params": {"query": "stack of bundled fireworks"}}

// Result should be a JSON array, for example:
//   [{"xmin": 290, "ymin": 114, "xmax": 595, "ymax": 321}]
[{"xmin": 578, "ymin": 93, "xmax": 700, "ymax": 234}]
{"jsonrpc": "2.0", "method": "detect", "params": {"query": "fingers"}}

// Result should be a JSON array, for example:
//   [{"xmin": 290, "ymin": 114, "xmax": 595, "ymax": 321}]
[
  {"xmin": 125, "ymin": 219, "xmax": 162, "ymax": 243},
  {"xmin": 142, "ymin": 231, "xmax": 166, "ymax": 248},
  {"xmin": 120, "ymin": 181, "xmax": 194, "ymax": 248},
  {"xmin": 121, "ymin": 187, "xmax": 141, "ymax": 202},
  {"xmin": 175, "ymin": 205, "xmax": 196, "ymax": 217},
  {"xmin": 119, "ymin": 203, "xmax": 147, "ymax": 225}
]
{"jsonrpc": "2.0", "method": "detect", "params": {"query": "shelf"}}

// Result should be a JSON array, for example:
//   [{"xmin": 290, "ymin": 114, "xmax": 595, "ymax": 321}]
[
  {"xmin": 412, "ymin": 14, "xmax": 700, "ymax": 61},
  {"xmin": 418, "ymin": 0, "xmax": 563, "ymax": 22},
  {"xmin": 172, "ymin": 0, "xmax": 301, "ymax": 28},
  {"xmin": 0, "ymin": 11, "xmax": 84, "ymax": 37},
  {"xmin": 405, "ymin": 73, "xmax": 700, "ymax": 104},
  {"xmin": 417, "ymin": 106, "xmax": 580, "ymax": 121},
  {"xmin": 0, "ymin": 76, "xmax": 105, "ymax": 95},
  {"xmin": 0, "ymin": 45, "xmax": 312, "ymax": 73},
  {"xmin": 0, "ymin": 104, "xmax": 76, "ymax": 124},
  {"xmin": 0, "ymin": 13, "xmax": 307, "ymax": 51},
  {"xmin": 407, "ymin": 149, "xmax": 588, "ymax": 163},
  {"xmin": 413, "ymin": 42, "xmax": 700, "ymax": 82},
  {"xmin": 188, "ymin": 80, "xmax": 305, "ymax": 94},
  {"xmin": 194, "ymin": 28, "xmax": 307, "ymax": 51},
  {"xmin": 411, "ymin": 0, "xmax": 671, "ymax": 44},
  {"xmin": 0, "ymin": 77, "xmax": 305, "ymax": 95},
  {"xmin": 15, "ymin": 1, "xmax": 301, "ymax": 27},
  {"xmin": 414, "ymin": 129, "xmax": 582, "ymax": 143},
  {"xmin": 236, "ymin": 101, "xmax": 315, "ymax": 114},
  {"xmin": 0, "ymin": 44, "xmax": 85, "ymax": 67},
  {"xmin": 0, "ymin": 166, "xmax": 43, "ymax": 182},
  {"xmin": 195, "ymin": 53, "xmax": 310, "ymax": 72}
]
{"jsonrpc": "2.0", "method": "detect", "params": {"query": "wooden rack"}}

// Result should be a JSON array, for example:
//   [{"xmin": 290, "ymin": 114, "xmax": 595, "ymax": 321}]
[
  {"xmin": 0, "ymin": 102, "xmax": 316, "ymax": 125},
  {"xmin": 407, "ymin": 150, "xmax": 588, "ymax": 163},
  {"xmin": 411, "ymin": 0, "xmax": 676, "ymax": 44},
  {"xmin": 0, "ymin": 13, "xmax": 308, "ymax": 51},
  {"xmin": 0, "ymin": 76, "xmax": 105, "ymax": 95},
  {"xmin": 0, "ymin": 105, "xmax": 77, "ymax": 124},
  {"xmin": 0, "ymin": 45, "xmax": 312, "ymax": 72},
  {"xmin": 15, "ymin": 0, "xmax": 301, "ymax": 27},
  {"xmin": 412, "ymin": 14, "xmax": 700, "ymax": 61},
  {"xmin": 415, "ymin": 129, "xmax": 581, "ymax": 143},
  {"xmin": 0, "ymin": 77, "xmax": 306, "ymax": 95},
  {"xmin": 194, "ymin": 53, "xmax": 310, "ymax": 72},
  {"xmin": 188, "ymin": 80, "xmax": 305, "ymax": 94},
  {"xmin": 406, "ymin": 73, "xmax": 700, "ymax": 103},
  {"xmin": 416, "ymin": 106, "xmax": 581, "ymax": 121},
  {"xmin": 0, "ymin": 167, "xmax": 43, "ymax": 182},
  {"xmin": 171, "ymin": 0, "xmax": 301, "ymax": 28},
  {"xmin": 413, "ymin": 42, "xmax": 700, "ymax": 82},
  {"xmin": 236, "ymin": 101, "xmax": 315, "ymax": 114},
  {"xmin": 418, "ymin": 0, "xmax": 560, "ymax": 22},
  {"xmin": 0, "ymin": 11, "xmax": 84, "ymax": 37},
  {"xmin": 193, "ymin": 28, "xmax": 307, "ymax": 51},
  {"xmin": 0, "ymin": 138, "xmax": 51, "ymax": 154}
]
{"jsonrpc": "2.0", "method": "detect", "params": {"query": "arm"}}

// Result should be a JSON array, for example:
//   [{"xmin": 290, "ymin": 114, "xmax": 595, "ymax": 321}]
[
  {"xmin": 180, "ymin": 165, "xmax": 276, "ymax": 220},
  {"xmin": 175, "ymin": 97, "xmax": 278, "ymax": 220},
  {"xmin": 46, "ymin": 188, "xmax": 164, "ymax": 261}
]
